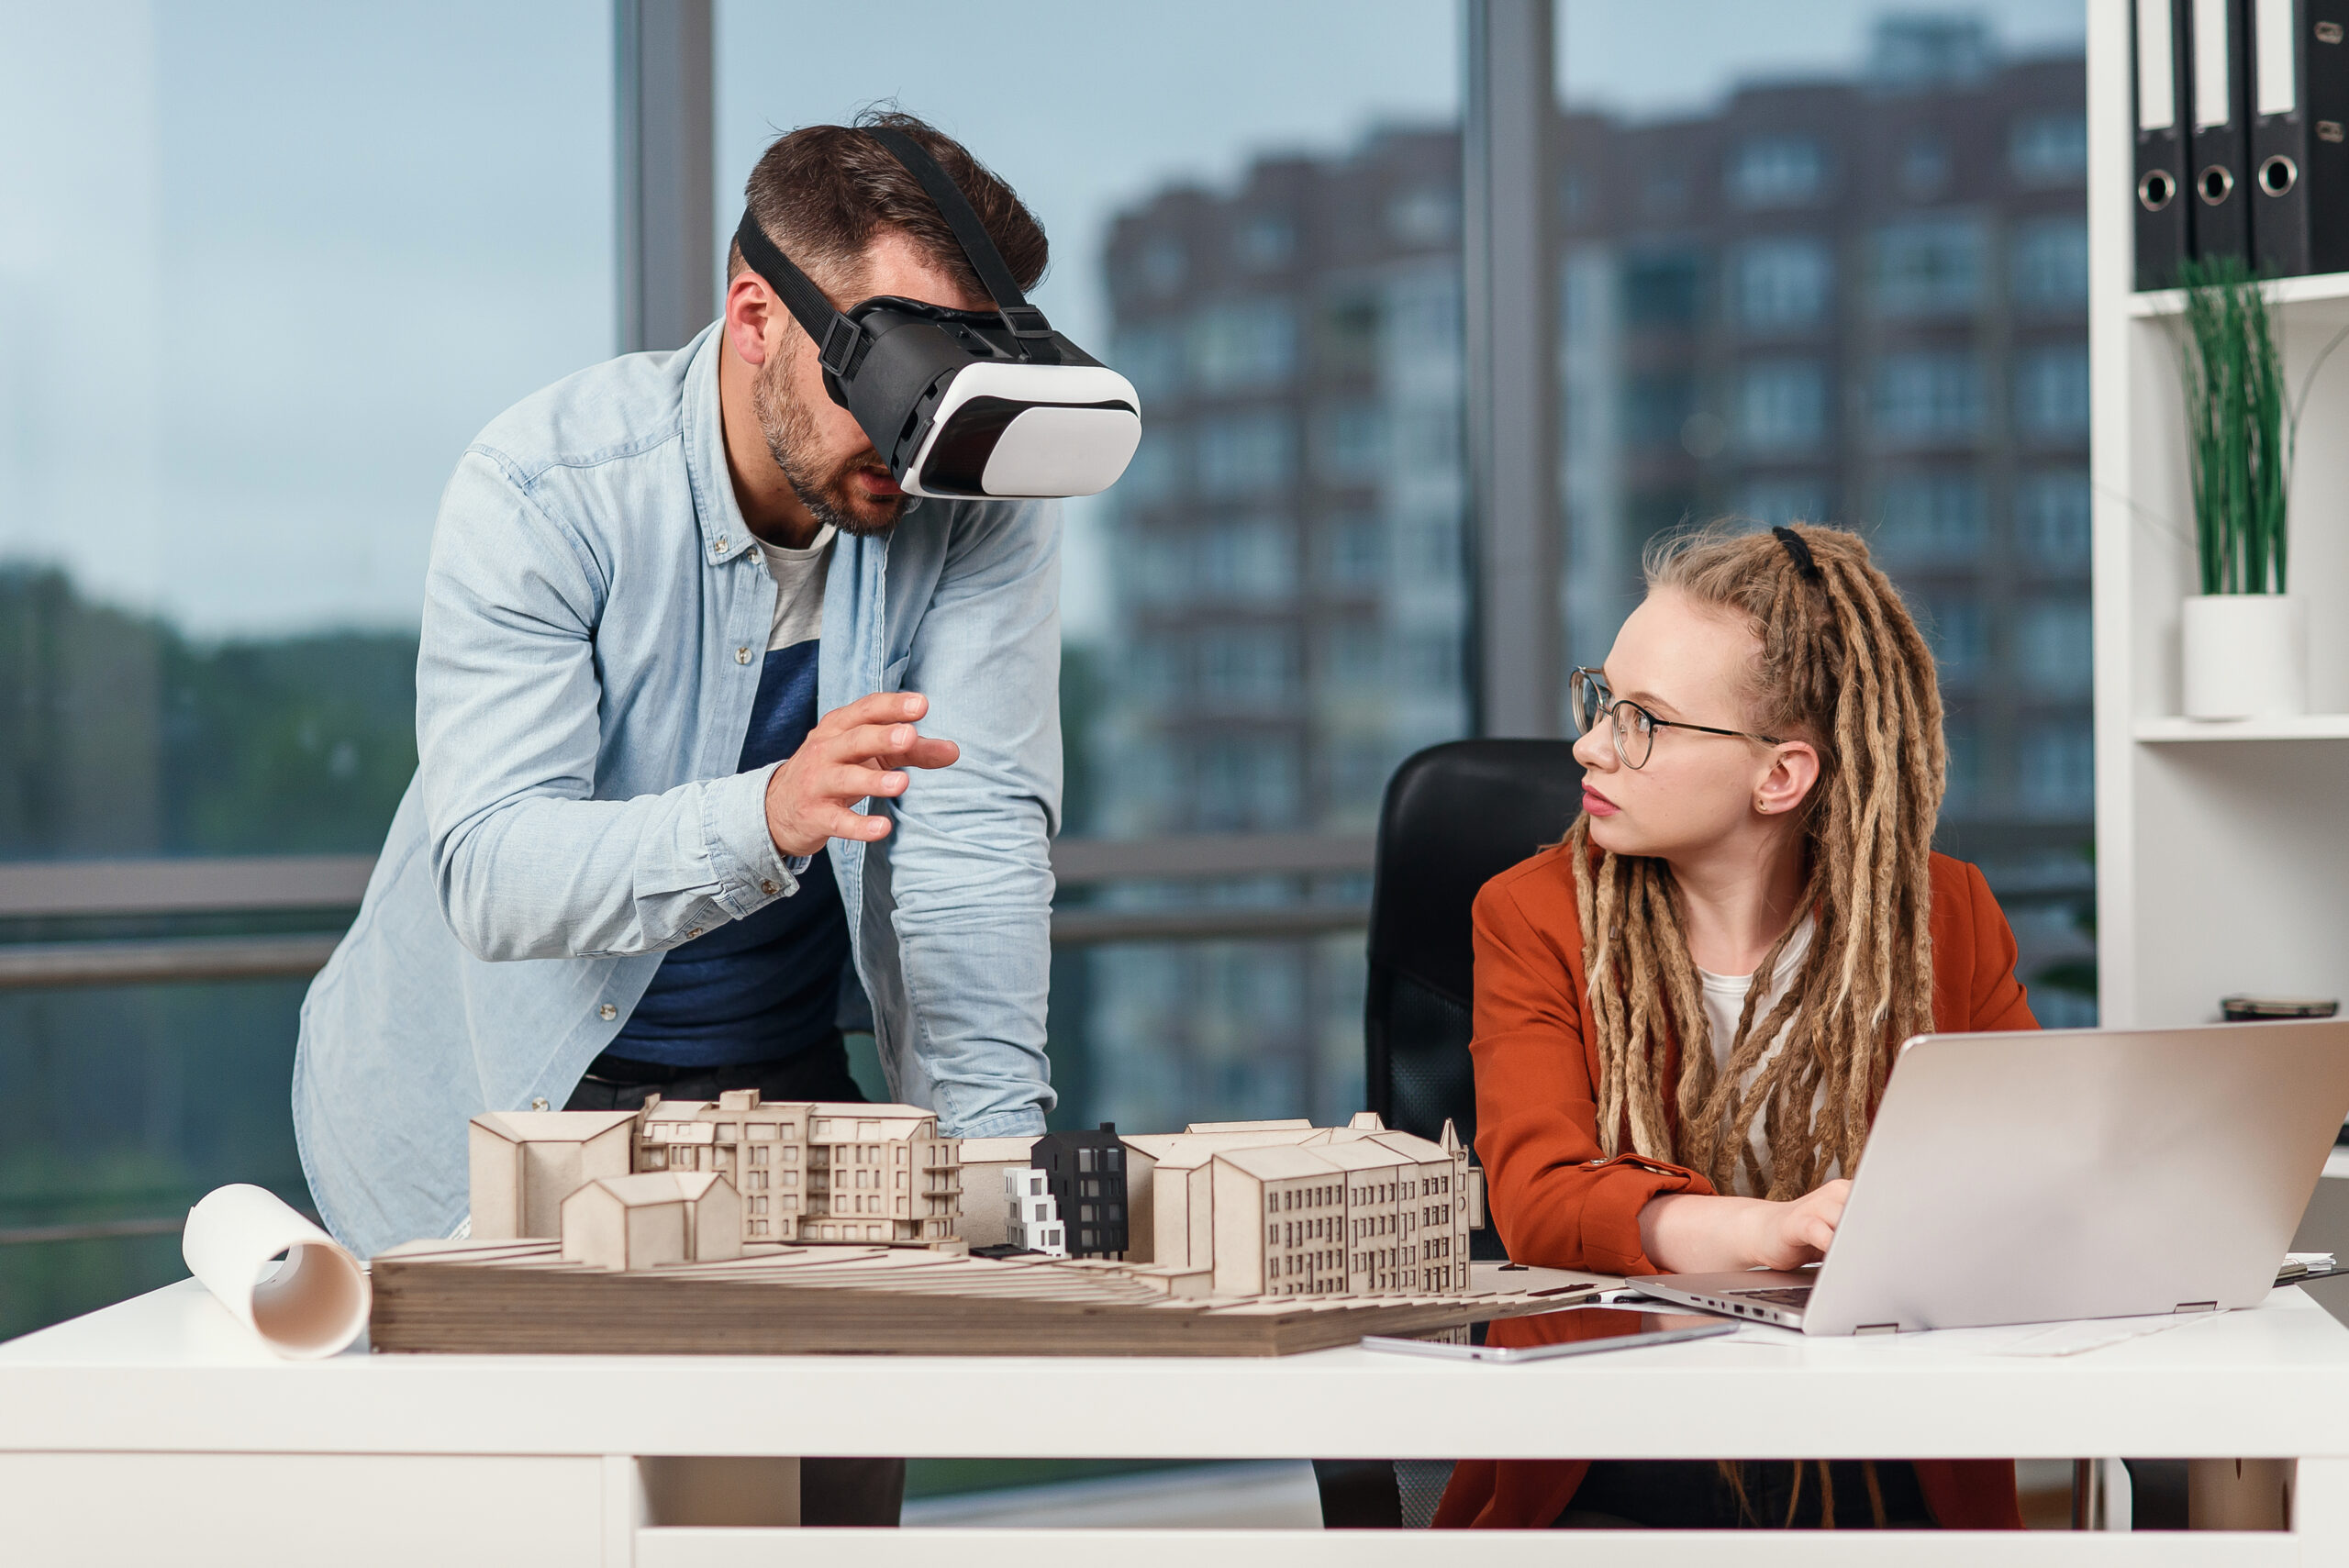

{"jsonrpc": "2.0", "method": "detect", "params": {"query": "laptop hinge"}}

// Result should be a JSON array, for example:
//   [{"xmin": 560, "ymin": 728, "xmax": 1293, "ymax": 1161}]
[
  {"xmin": 1854, "ymin": 1322, "xmax": 1900, "ymax": 1336},
  {"xmin": 2174, "ymin": 1300, "xmax": 2219, "ymax": 1314}
]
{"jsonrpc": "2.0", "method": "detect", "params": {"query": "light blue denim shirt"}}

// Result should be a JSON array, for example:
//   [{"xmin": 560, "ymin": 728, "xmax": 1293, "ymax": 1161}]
[{"xmin": 294, "ymin": 324, "xmax": 1059, "ymax": 1259}]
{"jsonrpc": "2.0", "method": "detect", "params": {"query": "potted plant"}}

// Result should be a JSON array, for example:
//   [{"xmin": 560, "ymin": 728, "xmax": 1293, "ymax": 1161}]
[{"xmin": 2173, "ymin": 260, "xmax": 2318, "ymax": 718}]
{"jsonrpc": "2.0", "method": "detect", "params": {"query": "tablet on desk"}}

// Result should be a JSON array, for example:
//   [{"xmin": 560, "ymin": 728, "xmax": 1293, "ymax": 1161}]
[{"xmin": 1362, "ymin": 1305, "xmax": 1733, "ymax": 1362}]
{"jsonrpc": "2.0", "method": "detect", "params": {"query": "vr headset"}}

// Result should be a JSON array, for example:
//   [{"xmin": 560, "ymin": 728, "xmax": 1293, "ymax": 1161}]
[{"xmin": 731, "ymin": 128, "xmax": 1141, "ymax": 501}]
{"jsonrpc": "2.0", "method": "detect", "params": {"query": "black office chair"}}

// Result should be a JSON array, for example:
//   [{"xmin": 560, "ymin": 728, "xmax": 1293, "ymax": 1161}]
[
  {"xmin": 1366, "ymin": 737, "xmax": 1586, "ymax": 1209},
  {"xmin": 1316, "ymin": 738, "xmax": 1585, "ymax": 1530}
]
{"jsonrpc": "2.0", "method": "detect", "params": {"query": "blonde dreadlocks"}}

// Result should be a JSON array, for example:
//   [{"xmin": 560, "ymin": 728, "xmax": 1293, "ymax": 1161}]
[{"xmin": 1575, "ymin": 522, "xmax": 1946, "ymax": 1200}]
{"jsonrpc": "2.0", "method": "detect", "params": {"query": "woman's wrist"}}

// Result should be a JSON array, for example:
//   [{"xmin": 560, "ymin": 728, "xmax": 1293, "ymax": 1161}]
[{"xmin": 1639, "ymin": 1191, "xmax": 1769, "ymax": 1274}]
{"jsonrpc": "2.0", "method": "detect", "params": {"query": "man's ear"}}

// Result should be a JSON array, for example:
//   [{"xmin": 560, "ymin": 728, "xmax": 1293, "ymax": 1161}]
[
  {"xmin": 1755, "ymin": 740, "xmax": 1821, "ymax": 817},
  {"xmin": 725, "ymin": 271, "xmax": 782, "ymax": 368}
]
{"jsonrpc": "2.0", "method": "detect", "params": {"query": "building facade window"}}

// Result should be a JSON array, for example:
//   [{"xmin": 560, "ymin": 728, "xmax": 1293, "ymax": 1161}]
[
  {"xmin": 1195, "ymin": 413, "xmax": 1297, "ymax": 496},
  {"xmin": 2009, "ymin": 112, "xmax": 2088, "ymax": 186},
  {"xmin": 2017, "ymin": 467, "xmax": 2092, "ymax": 570},
  {"xmin": 2013, "ymin": 344, "xmax": 2090, "ymax": 441},
  {"xmin": 2010, "ymin": 216, "xmax": 2089, "ymax": 314},
  {"xmin": 1731, "ymin": 237, "xmax": 1833, "ymax": 333},
  {"xmin": 2018, "ymin": 720, "xmax": 2095, "ymax": 816},
  {"xmin": 1876, "ymin": 470, "xmax": 1987, "ymax": 562},
  {"xmin": 1735, "ymin": 358, "xmax": 1830, "ymax": 454},
  {"xmin": 1314, "ymin": 401, "xmax": 1387, "ymax": 484},
  {"xmin": 2017, "ymin": 602, "xmax": 2094, "ymax": 696},
  {"xmin": 1918, "ymin": 598, "xmax": 1988, "ymax": 685},
  {"xmin": 1874, "ymin": 216, "xmax": 1987, "ymax": 317},
  {"xmin": 1874, "ymin": 351, "xmax": 1985, "ymax": 446},
  {"xmin": 1622, "ymin": 248, "xmax": 1704, "ymax": 327},
  {"xmin": 1728, "ymin": 134, "xmax": 1828, "ymax": 208},
  {"xmin": 1190, "ymin": 298, "xmax": 1298, "ymax": 394}
]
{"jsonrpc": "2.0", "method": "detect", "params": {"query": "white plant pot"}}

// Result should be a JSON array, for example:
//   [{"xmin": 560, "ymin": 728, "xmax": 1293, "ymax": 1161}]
[{"xmin": 2181, "ymin": 594, "xmax": 2307, "ymax": 719}]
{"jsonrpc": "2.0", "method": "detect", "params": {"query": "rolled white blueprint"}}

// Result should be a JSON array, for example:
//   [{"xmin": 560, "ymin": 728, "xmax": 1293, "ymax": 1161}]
[{"xmin": 182, "ymin": 1184, "xmax": 371, "ymax": 1359}]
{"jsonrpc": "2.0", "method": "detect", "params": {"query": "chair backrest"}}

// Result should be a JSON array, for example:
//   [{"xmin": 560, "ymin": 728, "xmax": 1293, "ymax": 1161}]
[{"xmin": 1364, "ymin": 739, "xmax": 1584, "ymax": 1253}]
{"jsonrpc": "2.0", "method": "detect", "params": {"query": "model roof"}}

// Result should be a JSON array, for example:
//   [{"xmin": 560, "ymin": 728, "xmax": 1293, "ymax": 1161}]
[
  {"xmin": 473, "ymin": 1110, "xmax": 640, "ymax": 1144},
  {"xmin": 1213, "ymin": 1144, "xmax": 1342, "ymax": 1183}
]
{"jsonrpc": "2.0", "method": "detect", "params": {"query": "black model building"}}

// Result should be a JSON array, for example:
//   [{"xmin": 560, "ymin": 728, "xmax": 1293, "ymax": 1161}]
[{"xmin": 1030, "ymin": 1123, "xmax": 1128, "ymax": 1258}]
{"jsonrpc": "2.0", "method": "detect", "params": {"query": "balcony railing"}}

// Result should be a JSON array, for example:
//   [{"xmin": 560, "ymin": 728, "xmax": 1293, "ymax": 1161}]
[{"xmin": 0, "ymin": 836, "xmax": 1378, "ymax": 989}]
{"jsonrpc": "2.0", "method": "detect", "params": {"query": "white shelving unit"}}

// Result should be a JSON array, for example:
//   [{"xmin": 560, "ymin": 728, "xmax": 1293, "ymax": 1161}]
[{"xmin": 2088, "ymin": 0, "xmax": 2349, "ymax": 1030}]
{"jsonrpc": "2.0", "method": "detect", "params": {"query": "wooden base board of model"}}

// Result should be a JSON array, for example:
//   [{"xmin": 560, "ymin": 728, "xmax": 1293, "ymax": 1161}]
[{"xmin": 369, "ymin": 1239, "xmax": 1598, "ymax": 1358}]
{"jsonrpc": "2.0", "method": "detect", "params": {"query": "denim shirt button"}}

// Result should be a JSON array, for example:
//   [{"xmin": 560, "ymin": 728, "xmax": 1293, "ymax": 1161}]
[
  {"xmin": 736, "ymin": 646, "xmax": 752, "ymax": 665},
  {"xmin": 761, "ymin": 880, "xmax": 780, "ymax": 896},
  {"xmin": 714, "ymin": 535, "xmax": 729, "ymax": 554},
  {"xmin": 598, "ymin": 1003, "xmax": 617, "ymax": 1021}
]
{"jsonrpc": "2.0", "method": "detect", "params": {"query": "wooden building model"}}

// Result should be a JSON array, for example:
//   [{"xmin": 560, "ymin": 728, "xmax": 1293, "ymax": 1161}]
[
  {"xmin": 560, "ymin": 1172, "xmax": 742, "ymax": 1272},
  {"xmin": 468, "ymin": 1090, "xmax": 961, "ymax": 1251}
]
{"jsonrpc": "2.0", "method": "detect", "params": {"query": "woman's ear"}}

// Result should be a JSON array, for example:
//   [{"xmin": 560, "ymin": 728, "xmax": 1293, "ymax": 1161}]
[{"xmin": 1754, "ymin": 740, "xmax": 1821, "ymax": 818}]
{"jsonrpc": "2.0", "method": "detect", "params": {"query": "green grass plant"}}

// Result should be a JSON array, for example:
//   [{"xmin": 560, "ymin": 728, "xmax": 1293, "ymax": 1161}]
[{"xmin": 2176, "ymin": 258, "xmax": 2289, "ymax": 595}]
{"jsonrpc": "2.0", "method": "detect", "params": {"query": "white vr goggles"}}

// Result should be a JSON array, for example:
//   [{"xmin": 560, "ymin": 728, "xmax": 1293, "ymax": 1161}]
[{"xmin": 733, "ymin": 128, "xmax": 1142, "ymax": 501}]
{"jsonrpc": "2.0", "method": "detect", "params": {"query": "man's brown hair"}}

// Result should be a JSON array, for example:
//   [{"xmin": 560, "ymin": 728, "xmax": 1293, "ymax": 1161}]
[{"xmin": 729, "ymin": 108, "xmax": 1049, "ymax": 304}]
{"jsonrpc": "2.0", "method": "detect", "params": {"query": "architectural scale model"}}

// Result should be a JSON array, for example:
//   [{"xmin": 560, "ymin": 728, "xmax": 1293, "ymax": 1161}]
[
  {"xmin": 1122, "ymin": 1114, "xmax": 1476, "ymax": 1296},
  {"xmin": 1002, "ymin": 1168, "xmax": 1067, "ymax": 1257},
  {"xmin": 560, "ymin": 1172, "xmax": 740, "ymax": 1272},
  {"xmin": 1029, "ymin": 1122, "xmax": 1130, "ymax": 1257},
  {"xmin": 980, "ymin": 1113, "xmax": 1482, "ymax": 1296},
  {"xmin": 468, "ymin": 1090, "xmax": 962, "ymax": 1251},
  {"xmin": 369, "ymin": 1236, "xmax": 1583, "ymax": 1358}
]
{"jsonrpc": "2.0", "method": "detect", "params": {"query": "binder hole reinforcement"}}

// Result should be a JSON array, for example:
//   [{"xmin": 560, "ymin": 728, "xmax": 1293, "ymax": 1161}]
[
  {"xmin": 2139, "ymin": 170, "xmax": 2176, "ymax": 212},
  {"xmin": 2260, "ymin": 155, "xmax": 2299, "ymax": 195},
  {"xmin": 2199, "ymin": 164, "xmax": 2235, "ymax": 205}
]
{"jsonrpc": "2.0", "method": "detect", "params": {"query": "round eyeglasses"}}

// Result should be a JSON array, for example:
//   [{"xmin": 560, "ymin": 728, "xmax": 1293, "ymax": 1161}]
[{"xmin": 1568, "ymin": 667, "xmax": 1783, "ymax": 770}]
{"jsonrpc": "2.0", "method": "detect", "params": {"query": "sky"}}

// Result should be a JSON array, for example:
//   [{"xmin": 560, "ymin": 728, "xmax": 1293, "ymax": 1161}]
[{"xmin": 0, "ymin": 1, "xmax": 2083, "ymax": 639}]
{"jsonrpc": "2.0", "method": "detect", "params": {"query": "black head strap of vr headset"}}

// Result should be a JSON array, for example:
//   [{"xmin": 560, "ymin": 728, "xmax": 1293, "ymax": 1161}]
[{"xmin": 732, "ymin": 128, "xmax": 1059, "ymax": 373}]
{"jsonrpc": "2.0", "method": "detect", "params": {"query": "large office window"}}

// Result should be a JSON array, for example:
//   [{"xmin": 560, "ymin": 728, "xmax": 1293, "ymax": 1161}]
[
  {"xmin": 0, "ymin": 3, "xmax": 612, "ymax": 1337},
  {"xmin": 1556, "ymin": 3, "xmax": 2096, "ymax": 1028},
  {"xmin": 718, "ymin": 0, "xmax": 1464, "ymax": 1133}
]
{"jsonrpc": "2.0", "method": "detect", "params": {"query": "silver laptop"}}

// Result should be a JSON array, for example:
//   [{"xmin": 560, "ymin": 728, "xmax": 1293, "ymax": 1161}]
[{"xmin": 1630, "ymin": 1019, "xmax": 2349, "ymax": 1335}]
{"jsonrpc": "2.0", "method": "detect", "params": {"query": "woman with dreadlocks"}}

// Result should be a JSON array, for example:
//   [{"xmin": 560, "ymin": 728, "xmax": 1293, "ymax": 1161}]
[{"xmin": 1435, "ymin": 522, "xmax": 2036, "ymax": 1534}]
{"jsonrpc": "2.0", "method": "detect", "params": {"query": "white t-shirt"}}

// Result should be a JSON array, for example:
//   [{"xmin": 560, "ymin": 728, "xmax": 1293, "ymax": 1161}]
[
  {"xmin": 755, "ymin": 524, "xmax": 835, "ymax": 651},
  {"xmin": 1696, "ymin": 912, "xmax": 1823, "ymax": 1196}
]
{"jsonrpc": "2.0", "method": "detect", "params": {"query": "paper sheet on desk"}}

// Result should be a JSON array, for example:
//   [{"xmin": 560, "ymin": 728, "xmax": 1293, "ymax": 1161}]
[{"xmin": 182, "ymin": 1184, "xmax": 371, "ymax": 1359}]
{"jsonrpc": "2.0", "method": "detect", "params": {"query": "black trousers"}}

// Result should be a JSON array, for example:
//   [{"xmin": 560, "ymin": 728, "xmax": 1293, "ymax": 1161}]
[
  {"xmin": 1557, "ymin": 1460, "xmax": 1937, "ymax": 1529},
  {"xmin": 564, "ymin": 1034, "xmax": 906, "ymax": 1529}
]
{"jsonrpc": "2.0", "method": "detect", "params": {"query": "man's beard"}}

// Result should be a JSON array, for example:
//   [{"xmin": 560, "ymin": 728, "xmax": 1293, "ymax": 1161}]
[{"xmin": 751, "ymin": 353, "xmax": 906, "ymax": 539}]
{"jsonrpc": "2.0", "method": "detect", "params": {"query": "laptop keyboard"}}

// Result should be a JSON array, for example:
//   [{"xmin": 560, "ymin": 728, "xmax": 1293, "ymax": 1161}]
[{"xmin": 1724, "ymin": 1285, "xmax": 1815, "ymax": 1308}]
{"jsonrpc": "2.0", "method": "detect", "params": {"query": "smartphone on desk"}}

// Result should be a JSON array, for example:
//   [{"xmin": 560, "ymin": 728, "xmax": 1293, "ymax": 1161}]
[{"xmin": 1362, "ymin": 1305, "xmax": 1733, "ymax": 1362}]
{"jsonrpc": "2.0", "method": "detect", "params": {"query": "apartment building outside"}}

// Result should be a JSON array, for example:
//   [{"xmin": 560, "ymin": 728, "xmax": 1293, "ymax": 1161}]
[{"xmin": 1085, "ymin": 17, "xmax": 2095, "ymax": 1134}]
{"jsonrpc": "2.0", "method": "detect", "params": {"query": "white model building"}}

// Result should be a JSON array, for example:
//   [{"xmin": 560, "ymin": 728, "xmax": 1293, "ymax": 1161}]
[
  {"xmin": 468, "ymin": 1109, "xmax": 640, "ymax": 1240},
  {"xmin": 561, "ymin": 1172, "xmax": 743, "ymax": 1272},
  {"xmin": 1003, "ymin": 1167, "xmax": 1067, "ymax": 1257}
]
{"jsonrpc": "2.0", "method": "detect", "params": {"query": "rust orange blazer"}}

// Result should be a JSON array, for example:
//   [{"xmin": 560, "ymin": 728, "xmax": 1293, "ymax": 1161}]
[{"xmin": 1434, "ymin": 848, "xmax": 2039, "ymax": 1532}]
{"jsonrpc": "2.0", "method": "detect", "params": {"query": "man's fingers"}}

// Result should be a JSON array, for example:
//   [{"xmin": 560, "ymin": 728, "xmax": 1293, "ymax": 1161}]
[
  {"xmin": 821, "ymin": 805, "xmax": 892, "ymax": 841},
  {"xmin": 823, "ymin": 763, "xmax": 909, "ymax": 801},
  {"xmin": 819, "ymin": 691, "xmax": 930, "ymax": 736},
  {"xmin": 831, "ymin": 722, "xmax": 960, "ymax": 769}
]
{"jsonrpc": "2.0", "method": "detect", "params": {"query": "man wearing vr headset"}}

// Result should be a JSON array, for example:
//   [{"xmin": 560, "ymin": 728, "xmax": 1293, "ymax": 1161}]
[{"xmin": 295, "ymin": 116, "xmax": 1096, "ymax": 1518}]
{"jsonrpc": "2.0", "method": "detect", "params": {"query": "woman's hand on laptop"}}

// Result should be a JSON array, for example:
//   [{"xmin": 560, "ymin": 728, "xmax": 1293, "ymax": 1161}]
[{"xmin": 1638, "ymin": 1179, "xmax": 1853, "ymax": 1273}]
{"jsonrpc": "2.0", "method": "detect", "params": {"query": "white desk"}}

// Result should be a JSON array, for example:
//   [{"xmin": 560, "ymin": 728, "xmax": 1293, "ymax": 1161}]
[{"xmin": 5, "ymin": 1277, "xmax": 2349, "ymax": 1565}]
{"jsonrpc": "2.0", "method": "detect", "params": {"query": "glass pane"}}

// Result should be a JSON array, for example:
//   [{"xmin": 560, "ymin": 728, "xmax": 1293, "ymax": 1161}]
[
  {"xmin": 1556, "ymin": 2, "xmax": 2095, "ymax": 1027},
  {"xmin": 0, "ymin": 3, "xmax": 612, "ymax": 862},
  {"xmin": 0, "ymin": 4, "xmax": 612, "ymax": 1337},
  {"xmin": 719, "ymin": 0, "xmax": 1464, "ymax": 1129}
]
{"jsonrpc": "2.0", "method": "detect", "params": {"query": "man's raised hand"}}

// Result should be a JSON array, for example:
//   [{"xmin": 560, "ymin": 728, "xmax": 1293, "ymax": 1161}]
[{"xmin": 763, "ymin": 692, "xmax": 960, "ymax": 858}]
